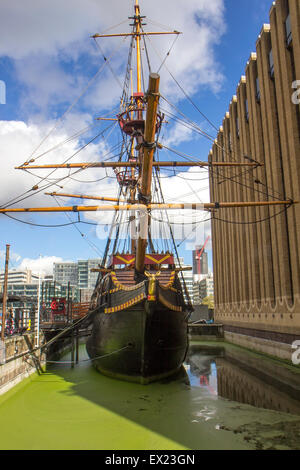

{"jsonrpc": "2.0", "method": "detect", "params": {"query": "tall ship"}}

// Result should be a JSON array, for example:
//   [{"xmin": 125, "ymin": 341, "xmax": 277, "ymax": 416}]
[
  {"xmin": 85, "ymin": 1, "xmax": 193, "ymax": 383},
  {"xmin": 0, "ymin": 1, "xmax": 295, "ymax": 384}
]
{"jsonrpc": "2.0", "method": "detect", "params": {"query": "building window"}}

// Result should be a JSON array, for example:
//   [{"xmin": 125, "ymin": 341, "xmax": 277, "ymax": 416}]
[
  {"xmin": 255, "ymin": 76, "xmax": 261, "ymax": 102},
  {"xmin": 269, "ymin": 49, "xmax": 274, "ymax": 79},
  {"xmin": 285, "ymin": 13, "xmax": 292, "ymax": 47}
]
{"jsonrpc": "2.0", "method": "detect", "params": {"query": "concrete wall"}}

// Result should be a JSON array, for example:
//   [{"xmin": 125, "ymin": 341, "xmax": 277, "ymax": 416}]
[
  {"xmin": 209, "ymin": 0, "xmax": 300, "ymax": 359},
  {"xmin": 224, "ymin": 330, "xmax": 294, "ymax": 361},
  {"xmin": 0, "ymin": 328, "xmax": 90, "ymax": 396},
  {"xmin": 188, "ymin": 324, "xmax": 224, "ymax": 341},
  {"xmin": 0, "ymin": 333, "xmax": 46, "ymax": 396},
  {"xmin": 189, "ymin": 305, "xmax": 213, "ymax": 322}
]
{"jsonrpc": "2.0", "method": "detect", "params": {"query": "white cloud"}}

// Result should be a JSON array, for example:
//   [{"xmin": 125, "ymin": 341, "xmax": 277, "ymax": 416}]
[
  {"xmin": 1, "ymin": 0, "xmax": 226, "ymax": 115},
  {"xmin": 0, "ymin": 248, "xmax": 21, "ymax": 264},
  {"xmin": 162, "ymin": 122, "xmax": 194, "ymax": 148},
  {"xmin": 0, "ymin": 0, "xmax": 101, "ymax": 59},
  {"xmin": 0, "ymin": 1, "xmax": 225, "ymax": 59},
  {"xmin": 14, "ymin": 55, "xmax": 82, "ymax": 114},
  {"xmin": 0, "ymin": 0, "xmax": 223, "ymax": 252},
  {"xmin": 0, "ymin": 251, "xmax": 69, "ymax": 278},
  {"xmin": 17, "ymin": 256, "xmax": 66, "ymax": 277},
  {"xmin": 0, "ymin": 118, "xmax": 211, "ymax": 250},
  {"xmin": 0, "ymin": 119, "xmax": 119, "ymax": 210},
  {"xmin": 157, "ymin": 166, "xmax": 211, "ymax": 248}
]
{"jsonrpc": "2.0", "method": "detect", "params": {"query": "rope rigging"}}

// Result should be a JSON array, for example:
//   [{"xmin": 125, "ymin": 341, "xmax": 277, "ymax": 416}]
[
  {"xmin": 22, "ymin": 37, "xmax": 129, "ymax": 166},
  {"xmin": 1, "ymin": 3, "xmax": 296, "ymax": 258},
  {"xmin": 0, "ymin": 122, "xmax": 120, "ymax": 210},
  {"xmin": 3, "ymin": 1, "xmax": 300, "ymax": 388}
]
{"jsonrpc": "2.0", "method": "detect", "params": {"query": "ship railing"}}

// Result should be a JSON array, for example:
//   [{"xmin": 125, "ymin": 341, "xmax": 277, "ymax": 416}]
[{"xmin": 1, "ymin": 301, "xmax": 91, "ymax": 336}]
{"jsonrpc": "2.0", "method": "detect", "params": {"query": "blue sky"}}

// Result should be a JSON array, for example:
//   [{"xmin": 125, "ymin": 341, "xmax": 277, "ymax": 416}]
[{"xmin": 0, "ymin": 0, "xmax": 273, "ymax": 274}]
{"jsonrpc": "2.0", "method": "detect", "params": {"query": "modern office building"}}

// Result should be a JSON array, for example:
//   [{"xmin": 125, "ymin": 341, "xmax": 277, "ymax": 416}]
[
  {"xmin": 209, "ymin": 0, "xmax": 300, "ymax": 359},
  {"xmin": 40, "ymin": 281, "xmax": 68, "ymax": 304},
  {"xmin": 176, "ymin": 258, "xmax": 194, "ymax": 304},
  {"xmin": 6, "ymin": 283, "xmax": 38, "ymax": 299},
  {"xmin": 60, "ymin": 285, "xmax": 80, "ymax": 303},
  {"xmin": 199, "ymin": 276, "xmax": 214, "ymax": 301},
  {"xmin": 79, "ymin": 288, "xmax": 95, "ymax": 303},
  {"xmin": 1, "ymin": 283, "xmax": 39, "ymax": 316},
  {"xmin": 0, "ymin": 269, "xmax": 39, "ymax": 285},
  {"xmin": 53, "ymin": 262, "xmax": 78, "ymax": 287},
  {"xmin": 192, "ymin": 246, "xmax": 208, "ymax": 279},
  {"xmin": 77, "ymin": 259, "xmax": 102, "ymax": 290},
  {"xmin": 53, "ymin": 258, "xmax": 102, "ymax": 290},
  {"xmin": 193, "ymin": 276, "xmax": 214, "ymax": 304},
  {"xmin": 182, "ymin": 270, "xmax": 194, "ymax": 304},
  {"xmin": 193, "ymin": 282, "xmax": 202, "ymax": 306}
]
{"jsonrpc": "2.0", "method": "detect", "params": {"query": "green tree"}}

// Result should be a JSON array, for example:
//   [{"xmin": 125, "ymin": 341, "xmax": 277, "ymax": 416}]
[{"xmin": 202, "ymin": 295, "xmax": 214, "ymax": 309}]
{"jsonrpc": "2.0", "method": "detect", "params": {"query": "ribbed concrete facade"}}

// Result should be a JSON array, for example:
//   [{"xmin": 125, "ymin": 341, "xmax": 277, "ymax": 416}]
[{"xmin": 209, "ymin": 0, "xmax": 300, "ymax": 359}]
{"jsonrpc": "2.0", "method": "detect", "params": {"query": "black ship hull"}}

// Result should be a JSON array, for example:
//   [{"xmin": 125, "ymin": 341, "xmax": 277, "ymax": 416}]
[{"xmin": 86, "ymin": 270, "xmax": 189, "ymax": 384}]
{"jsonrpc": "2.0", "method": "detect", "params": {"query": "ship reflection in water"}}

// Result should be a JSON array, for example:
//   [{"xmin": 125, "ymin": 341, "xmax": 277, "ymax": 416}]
[{"xmin": 184, "ymin": 344, "xmax": 300, "ymax": 416}]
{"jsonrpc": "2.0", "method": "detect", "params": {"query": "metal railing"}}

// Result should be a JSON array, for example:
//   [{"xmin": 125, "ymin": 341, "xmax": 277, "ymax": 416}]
[
  {"xmin": 0, "ymin": 308, "xmax": 37, "ymax": 337},
  {"xmin": 1, "ymin": 301, "xmax": 91, "ymax": 337}
]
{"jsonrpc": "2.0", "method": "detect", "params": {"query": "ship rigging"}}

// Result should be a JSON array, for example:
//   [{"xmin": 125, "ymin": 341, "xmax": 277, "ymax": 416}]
[{"xmin": 0, "ymin": 0, "xmax": 297, "ymax": 383}]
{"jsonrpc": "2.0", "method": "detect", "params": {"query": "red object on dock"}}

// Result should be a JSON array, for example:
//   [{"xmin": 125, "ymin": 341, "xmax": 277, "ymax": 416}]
[{"xmin": 51, "ymin": 298, "xmax": 66, "ymax": 315}]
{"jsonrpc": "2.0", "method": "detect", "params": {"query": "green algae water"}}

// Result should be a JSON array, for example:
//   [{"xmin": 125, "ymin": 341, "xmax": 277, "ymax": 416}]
[{"xmin": 0, "ymin": 342, "xmax": 300, "ymax": 450}]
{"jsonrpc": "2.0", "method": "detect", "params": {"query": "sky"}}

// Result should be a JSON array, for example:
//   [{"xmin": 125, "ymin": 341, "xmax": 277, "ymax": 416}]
[{"xmin": 0, "ymin": 0, "xmax": 273, "ymax": 276}]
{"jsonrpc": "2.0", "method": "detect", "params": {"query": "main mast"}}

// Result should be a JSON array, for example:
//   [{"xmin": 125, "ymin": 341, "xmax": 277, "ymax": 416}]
[
  {"xmin": 132, "ymin": 2, "xmax": 161, "ymax": 273},
  {"xmin": 131, "ymin": 0, "xmax": 144, "ymax": 256},
  {"xmin": 128, "ymin": 1, "xmax": 162, "ymax": 275},
  {"xmin": 135, "ymin": 73, "xmax": 160, "ymax": 274},
  {"xmin": 134, "ymin": 0, "xmax": 142, "ymax": 97}
]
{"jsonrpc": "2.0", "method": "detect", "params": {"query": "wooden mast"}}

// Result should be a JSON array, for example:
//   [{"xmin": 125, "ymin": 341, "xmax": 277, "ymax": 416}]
[
  {"xmin": 1, "ymin": 201, "xmax": 293, "ymax": 214},
  {"xmin": 132, "ymin": 1, "xmax": 161, "ymax": 273},
  {"xmin": 16, "ymin": 162, "xmax": 262, "ymax": 169},
  {"xmin": 45, "ymin": 192, "xmax": 126, "ymax": 203},
  {"xmin": 1, "ymin": 245, "xmax": 10, "ymax": 342},
  {"xmin": 2, "ymin": 1, "xmax": 297, "ymax": 279},
  {"xmin": 92, "ymin": 32, "xmax": 181, "ymax": 39},
  {"xmin": 135, "ymin": 73, "xmax": 160, "ymax": 274},
  {"xmin": 131, "ymin": 0, "xmax": 143, "ymax": 255},
  {"xmin": 129, "ymin": 63, "xmax": 137, "ymax": 253},
  {"xmin": 135, "ymin": 0, "xmax": 142, "ymax": 98}
]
